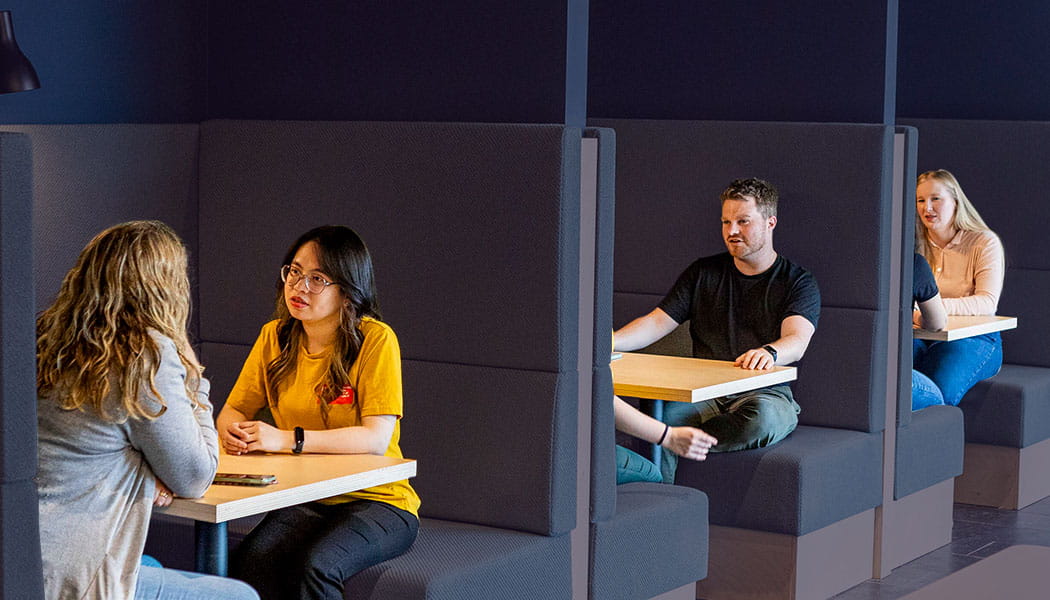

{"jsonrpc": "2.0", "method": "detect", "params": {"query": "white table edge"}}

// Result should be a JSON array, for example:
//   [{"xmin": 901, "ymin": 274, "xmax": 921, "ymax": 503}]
[
  {"xmin": 160, "ymin": 460, "xmax": 417, "ymax": 523},
  {"xmin": 914, "ymin": 316, "xmax": 1017, "ymax": 341}
]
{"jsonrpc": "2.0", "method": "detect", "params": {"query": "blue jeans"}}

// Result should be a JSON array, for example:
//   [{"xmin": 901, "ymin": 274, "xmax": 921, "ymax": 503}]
[
  {"xmin": 911, "ymin": 369, "xmax": 945, "ymax": 411},
  {"xmin": 914, "ymin": 332, "xmax": 1003, "ymax": 407},
  {"xmin": 135, "ymin": 565, "xmax": 259, "ymax": 600},
  {"xmin": 615, "ymin": 445, "xmax": 662, "ymax": 484},
  {"xmin": 232, "ymin": 500, "xmax": 419, "ymax": 600},
  {"xmin": 659, "ymin": 384, "xmax": 800, "ymax": 484}
]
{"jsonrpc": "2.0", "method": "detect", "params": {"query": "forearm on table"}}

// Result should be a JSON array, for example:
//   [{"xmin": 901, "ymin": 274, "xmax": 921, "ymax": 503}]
[
  {"xmin": 297, "ymin": 416, "xmax": 396, "ymax": 455},
  {"xmin": 767, "ymin": 316, "xmax": 816, "ymax": 365},
  {"xmin": 942, "ymin": 293, "xmax": 998, "ymax": 316},
  {"xmin": 918, "ymin": 295, "xmax": 948, "ymax": 330}
]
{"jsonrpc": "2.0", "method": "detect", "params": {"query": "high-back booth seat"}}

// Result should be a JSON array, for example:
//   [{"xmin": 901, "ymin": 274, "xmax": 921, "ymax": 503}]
[
  {"xmin": 585, "ymin": 128, "xmax": 710, "ymax": 600},
  {"xmin": 6, "ymin": 121, "xmax": 584, "ymax": 599},
  {"xmin": 875, "ymin": 125, "xmax": 965, "ymax": 576},
  {"xmin": 900, "ymin": 118, "xmax": 1050, "ymax": 510},
  {"xmin": 589, "ymin": 119, "xmax": 892, "ymax": 600},
  {"xmin": 0, "ymin": 132, "xmax": 45, "ymax": 600}
]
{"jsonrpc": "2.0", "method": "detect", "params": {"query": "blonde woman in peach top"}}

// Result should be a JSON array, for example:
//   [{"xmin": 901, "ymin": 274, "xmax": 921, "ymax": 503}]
[{"xmin": 913, "ymin": 170, "xmax": 1005, "ymax": 405}]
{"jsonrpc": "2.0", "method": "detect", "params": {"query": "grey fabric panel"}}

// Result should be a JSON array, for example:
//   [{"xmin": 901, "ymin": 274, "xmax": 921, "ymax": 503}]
[
  {"xmin": 590, "ymin": 119, "xmax": 894, "ymax": 311},
  {"xmin": 197, "ymin": 120, "xmax": 581, "ymax": 374},
  {"xmin": 590, "ymin": 369, "xmax": 617, "ymax": 523},
  {"xmin": 0, "ymin": 125, "xmax": 200, "ymax": 318},
  {"xmin": 0, "ymin": 133, "xmax": 43, "ymax": 597},
  {"xmin": 198, "ymin": 342, "xmax": 253, "ymax": 416},
  {"xmin": 343, "ymin": 519, "xmax": 571, "ymax": 600},
  {"xmin": 999, "ymin": 268, "xmax": 1050, "ymax": 367},
  {"xmin": 587, "ymin": 127, "xmax": 618, "ymax": 523},
  {"xmin": 673, "ymin": 425, "xmax": 883, "ymax": 536},
  {"xmin": 0, "ymin": 480, "xmax": 44, "ymax": 599},
  {"xmin": 896, "ymin": 126, "xmax": 920, "ymax": 429},
  {"xmin": 959, "ymin": 364, "xmax": 1050, "ymax": 448},
  {"xmin": 898, "ymin": 118, "xmax": 1050, "ymax": 271},
  {"xmin": 894, "ymin": 406, "xmax": 964, "ymax": 499},
  {"xmin": 0, "ymin": 133, "xmax": 37, "ymax": 484},
  {"xmin": 589, "ymin": 483, "xmax": 708, "ymax": 600},
  {"xmin": 793, "ymin": 307, "xmax": 886, "ymax": 432},
  {"xmin": 399, "ymin": 360, "xmax": 575, "ymax": 536}
]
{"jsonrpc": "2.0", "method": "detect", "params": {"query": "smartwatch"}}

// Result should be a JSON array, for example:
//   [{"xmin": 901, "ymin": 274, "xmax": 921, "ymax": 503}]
[
  {"xmin": 292, "ymin": 426, "xmax": 305, "ymax": 454},
  {"xmin": 762, "ymin": 345, "xmax": 778, "ymax": 363}
]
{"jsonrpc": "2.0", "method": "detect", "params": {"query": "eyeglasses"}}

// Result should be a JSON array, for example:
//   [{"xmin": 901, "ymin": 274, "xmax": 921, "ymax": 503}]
[{"xmin": 280, "ymin": 265, "xmax": 336, "ymax": 294}]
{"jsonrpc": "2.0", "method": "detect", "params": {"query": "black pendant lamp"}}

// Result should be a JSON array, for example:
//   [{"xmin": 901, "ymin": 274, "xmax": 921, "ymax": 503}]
[{"xmin": 0, "ymin": 10, "xmax": 40, "ymax": 94}]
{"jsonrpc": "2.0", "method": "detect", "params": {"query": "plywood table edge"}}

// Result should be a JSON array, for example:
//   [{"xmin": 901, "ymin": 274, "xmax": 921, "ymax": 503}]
[{"xmin": 161, "ymin": 459, "xmax": 416, "ymax": 523}]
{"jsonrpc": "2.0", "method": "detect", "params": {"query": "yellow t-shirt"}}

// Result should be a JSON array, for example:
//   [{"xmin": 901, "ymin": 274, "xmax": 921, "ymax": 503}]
[{"xmin": 225, "ymin": 317, "xmax": 420, "ymax": 516}]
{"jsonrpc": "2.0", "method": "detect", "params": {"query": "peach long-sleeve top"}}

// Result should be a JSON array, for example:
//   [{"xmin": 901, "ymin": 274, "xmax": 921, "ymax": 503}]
[{"xmin": 925, "ymin": 229, "xmax": 1004, "ymax": 316}]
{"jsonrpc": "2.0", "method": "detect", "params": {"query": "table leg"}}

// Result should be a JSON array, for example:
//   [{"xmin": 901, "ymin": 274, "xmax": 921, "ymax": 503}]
[
  {"xmin": 651, "ymin": 399, "xmax": 664, "ymax": 471},
  {"xmin": 194, "ymin": 521, "xmax": 228, "ymax": 576}
]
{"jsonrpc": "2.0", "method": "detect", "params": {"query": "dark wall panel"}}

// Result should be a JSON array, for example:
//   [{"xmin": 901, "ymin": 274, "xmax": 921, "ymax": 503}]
[
  {"xmin": 0, "ymin": 1, "xmax": 206, "ymax": 124},
  {"xmin": 898, "ymin": 1, "xmax": 1050, "ymax": 120},
  {"xmin": 206, "ymin": 1, "xmax": 569, "ymax": 123},
  {"xmin": 588, "ymin": 1, "xmax": 890, "ymax": 123}
]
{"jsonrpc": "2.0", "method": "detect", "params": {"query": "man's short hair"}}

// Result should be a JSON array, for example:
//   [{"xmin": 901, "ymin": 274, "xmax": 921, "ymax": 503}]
[{"xmin": 720, "ymin": 178, "xmax": 778, "ymax": 218}]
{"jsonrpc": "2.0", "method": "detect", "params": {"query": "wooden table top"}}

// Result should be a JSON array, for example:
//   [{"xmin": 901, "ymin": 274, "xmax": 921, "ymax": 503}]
[
  {"xmin": 159, "ymin": 452, "xmax": 417, "ymax": 523},
  {"xmin": 611, "ymin": 352, "xmax": 797, "ymax": 403},
  {"xmin": 914, "ymin": 315, "xmax": 1017, "ymax": 341}
]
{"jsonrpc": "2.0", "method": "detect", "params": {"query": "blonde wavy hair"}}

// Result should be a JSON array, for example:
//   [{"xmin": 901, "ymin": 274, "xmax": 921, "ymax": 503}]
[
  {"xmin": 915, "ymin": 169, "xmax": 994, "ymax": 263},
  {"xmin": 36, "ymin": 220, "xmax": 203, "ymax": 422}
]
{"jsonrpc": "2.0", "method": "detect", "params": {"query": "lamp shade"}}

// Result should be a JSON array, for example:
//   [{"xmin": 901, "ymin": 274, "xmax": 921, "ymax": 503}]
[{"xmin": 0, "ymin": 11, "xmax": 40, "ymax": 94}]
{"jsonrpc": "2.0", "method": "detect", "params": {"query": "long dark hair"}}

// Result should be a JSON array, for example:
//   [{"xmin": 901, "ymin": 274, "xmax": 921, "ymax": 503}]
[{"xmin": 265, "ymin": 226, "xmax": 381, "ymax": 425}]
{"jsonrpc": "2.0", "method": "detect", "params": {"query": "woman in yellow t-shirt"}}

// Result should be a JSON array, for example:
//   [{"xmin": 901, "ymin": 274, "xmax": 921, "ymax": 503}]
[{"xmin": 217, "ymin": 225, "xmax": 419, "ymax": 600}]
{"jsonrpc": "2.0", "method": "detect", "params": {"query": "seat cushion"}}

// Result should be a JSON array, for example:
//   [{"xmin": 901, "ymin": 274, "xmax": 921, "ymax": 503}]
[
  {"xmin": 895, "ymin": 405, "xmax": 964, "ymax": 499},
  {"xmin": 343, "ymin": 518, "xmax": 571, "ymax": 600},
  {"xmin": 959, "ymin": 364, "xmax": 1050, "ymax": 448},
  {"xmin": 590, "ymin": 483, "xmax": 708, "ymax": 600},
  {"xmin": 673, "ymin": 425, "xmax": 882, "ymax": 535}
]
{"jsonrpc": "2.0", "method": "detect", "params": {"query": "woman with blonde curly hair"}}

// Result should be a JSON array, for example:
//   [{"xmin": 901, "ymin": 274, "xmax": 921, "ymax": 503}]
[
  {"xmin": 36, "ymin": 220, "xmax": 258, "ymax": 600},
  {"xmin": 913, "ymin": 170, "xmax": 1005, "ymax": 406}
]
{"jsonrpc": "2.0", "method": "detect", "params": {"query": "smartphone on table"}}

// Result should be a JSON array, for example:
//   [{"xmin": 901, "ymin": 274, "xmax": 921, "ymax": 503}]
[{"xmin": 213, "ymin": 473, "xmax": 277, "ymax": 486}]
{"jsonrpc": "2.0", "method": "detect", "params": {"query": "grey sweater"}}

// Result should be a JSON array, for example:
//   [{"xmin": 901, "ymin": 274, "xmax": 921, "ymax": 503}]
[{"xmin": 37, "ymin": 332, "xmax": 218, "ymax": 600}]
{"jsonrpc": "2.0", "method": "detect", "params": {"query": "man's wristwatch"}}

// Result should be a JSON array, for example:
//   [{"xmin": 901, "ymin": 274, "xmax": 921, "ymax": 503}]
[
  {"xmin": 762, "ymin": 345, "xmax": 778, "ymax": 362},
  {"xmin": 293, "ymin": 426, "xmax": 305, "ymax": 454}
]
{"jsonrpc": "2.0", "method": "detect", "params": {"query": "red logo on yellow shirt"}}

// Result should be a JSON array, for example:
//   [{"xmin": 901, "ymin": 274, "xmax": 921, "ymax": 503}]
[{"xmin": 330, "ymin": 385, "xmax": 355, "ymax": 405}]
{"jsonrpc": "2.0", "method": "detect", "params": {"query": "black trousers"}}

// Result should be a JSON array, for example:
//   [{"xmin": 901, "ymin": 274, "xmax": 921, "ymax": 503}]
[{"xmin": 231, "ymin": 500, "xmax": 419, "ymax": 600}]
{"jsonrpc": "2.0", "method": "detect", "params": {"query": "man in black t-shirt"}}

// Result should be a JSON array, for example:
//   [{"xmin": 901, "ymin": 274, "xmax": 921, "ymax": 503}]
[{"xmin": 614, "ymin": 178, "xmax": 820, "ymax": 483}]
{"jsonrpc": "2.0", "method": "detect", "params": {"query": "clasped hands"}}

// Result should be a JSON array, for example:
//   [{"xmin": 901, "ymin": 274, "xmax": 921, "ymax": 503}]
[{"xmin": 222, "ymin": 420, "xmax": 288, "ymax": 455}]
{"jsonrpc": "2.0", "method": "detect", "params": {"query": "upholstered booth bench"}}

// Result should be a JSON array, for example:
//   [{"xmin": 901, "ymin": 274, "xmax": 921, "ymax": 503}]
[
  {"xmin": 585, "ymin": 127, "xmax": 710, "ymax": 600},
  {"xmin": 6, "ymin": 121, "xmax": 588, "ymax": 599},
  {"xmin": 589, "ymin": 119, "xmax": 896, "ymax": 600},
  {"xmin": 901, "ymin": 118, "xmax": 1050, "ymax": 511}
]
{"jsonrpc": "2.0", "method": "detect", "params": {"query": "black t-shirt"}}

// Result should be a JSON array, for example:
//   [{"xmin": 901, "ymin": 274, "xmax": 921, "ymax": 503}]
[
  {"xmin": 913, "ymin": 253, "xmax": 939, "ymax": 304},
  {"xmin": 657, "ymin": 253, "xmax": 821, "ymax": 361}
]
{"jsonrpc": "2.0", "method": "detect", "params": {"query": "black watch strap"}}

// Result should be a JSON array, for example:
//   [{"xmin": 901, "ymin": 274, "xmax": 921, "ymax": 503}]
[
  {"xmin": 762, "ymin": 345, "xmax": 778, "ymax": 362},
  {"xmin": 293, "ymin": 426, "xmax": 305, "ymax": 454}
]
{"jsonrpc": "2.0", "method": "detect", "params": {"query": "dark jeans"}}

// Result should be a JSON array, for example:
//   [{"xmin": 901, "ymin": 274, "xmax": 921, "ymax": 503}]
[
  {"xmin": 231, "ymin": 500, "xmax": 419, "ymax": 600},
  {"xmin": 659, "ymin": 384, "xmax": 800, "ymax": 484},
  {"xmin": 914, "ymin": 332, "xmax": 1002, "ymax": 407}
]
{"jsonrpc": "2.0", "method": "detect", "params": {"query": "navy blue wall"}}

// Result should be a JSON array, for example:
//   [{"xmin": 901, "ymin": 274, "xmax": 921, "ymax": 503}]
[
  {"xmin": 3, "ymin": 2, "xmax": 1050, "ymax": 124},
  {"xmin": 0, "ymin": 1, "xmax": 206, "ymax": 123},
  {"xmin": 897, "ymin": 0, "xmax": 1050, "ymax": 120},
  {"xmin": 206, "ymin": 1, "xmax": 571, "ymax": 123},
  {"xmin": 587, "ymin": 1, "xmax": 893, "ymax": 123}
]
